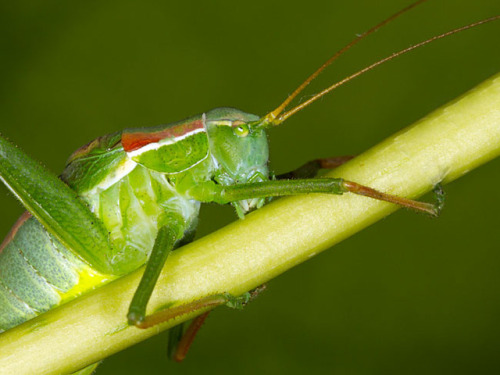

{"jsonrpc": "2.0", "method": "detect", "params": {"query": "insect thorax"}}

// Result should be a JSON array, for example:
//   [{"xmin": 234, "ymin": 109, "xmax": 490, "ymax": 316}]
[
  {"xmin": 81, "ymin": 163, "xmax": 205, "ymax": 275},
  {"xmin": 61, "ymin": 108, "xmax": 271, "ymax": 273}
]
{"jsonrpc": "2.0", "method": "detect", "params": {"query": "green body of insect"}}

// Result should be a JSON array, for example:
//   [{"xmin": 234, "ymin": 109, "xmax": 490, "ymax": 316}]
[
  {"xmin": 0, "ymin": 98, "xmax": 439, "ymax": 340},
  {"xmin": 0, "ymin": 107, "xmax": 268, "ymax": 331},
  {"xmin": 0, "ymin": 1, "xmax": 498, "ymax": 372}
]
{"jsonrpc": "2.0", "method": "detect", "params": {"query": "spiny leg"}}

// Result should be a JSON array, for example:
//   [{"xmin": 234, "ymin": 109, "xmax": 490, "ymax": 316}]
[
  {"xmin": 343, "ymin": 181, "xmax": 444, "ymax": 216},
  {"xmin": 195, "ymin": 178, "xmax": 442, "ymax": 216},
  {"xmin": 166, "ymin": 285, "xmax": 267, "ymax": 362},
  {"xmin": 275, "ymin": 157, "xmax": 444, "ymax": 214},
  {"xmin": 277, "ymin": 156, "xmax": 354, "ymax": 180}
]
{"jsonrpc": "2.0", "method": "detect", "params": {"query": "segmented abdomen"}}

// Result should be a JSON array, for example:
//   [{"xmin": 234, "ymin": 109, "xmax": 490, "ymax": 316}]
[
  {"xmin": 0, "ymin": 154, "xmax": 204, "ymax": 332},
  {"xmin": 0, "ymin": 214, "xmax": 86, "ymax": 331}
]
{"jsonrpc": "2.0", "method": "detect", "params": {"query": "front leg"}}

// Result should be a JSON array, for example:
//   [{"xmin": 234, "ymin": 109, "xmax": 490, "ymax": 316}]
[{"xmin": 192, "ymin": 178, "xmax": 441, "ymax": 216}]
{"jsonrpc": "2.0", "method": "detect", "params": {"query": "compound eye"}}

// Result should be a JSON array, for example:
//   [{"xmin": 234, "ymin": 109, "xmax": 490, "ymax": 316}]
[{"xmin": 233, "ymin": 123, "xmax": 250, "ymax": 137}]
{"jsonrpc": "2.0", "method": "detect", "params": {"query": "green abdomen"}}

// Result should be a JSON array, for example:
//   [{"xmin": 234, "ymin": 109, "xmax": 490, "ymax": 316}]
[
  {"xmin": 0, "ymin": 216, "xmax": 89, "ymax": 331},
  {"xmin": 0, "ymin": 162, "xmax": 200, "ymax": 331}
]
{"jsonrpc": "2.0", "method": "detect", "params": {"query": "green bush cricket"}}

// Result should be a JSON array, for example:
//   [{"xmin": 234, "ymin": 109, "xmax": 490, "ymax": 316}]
[{"xmin": 0, "ymin": 1, "xmax": 499, "ymax": 373}]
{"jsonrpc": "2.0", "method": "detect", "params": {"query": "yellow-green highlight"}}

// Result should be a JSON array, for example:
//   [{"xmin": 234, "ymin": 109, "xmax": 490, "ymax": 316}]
[{"xmin": 0, "ymin": 73, "xmax": 499, "ymax": 375}]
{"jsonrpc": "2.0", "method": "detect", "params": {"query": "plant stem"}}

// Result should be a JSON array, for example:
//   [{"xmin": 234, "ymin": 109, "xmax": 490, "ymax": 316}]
[{"xmin": 0, "ymin": 73, "xmax": 499, "ymax": 375}]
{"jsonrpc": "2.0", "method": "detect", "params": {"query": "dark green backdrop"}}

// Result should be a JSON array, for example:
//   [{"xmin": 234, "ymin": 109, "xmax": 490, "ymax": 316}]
[{"xmin": 1, "ymin": 1, "xmax": 500, "ymax": 374}]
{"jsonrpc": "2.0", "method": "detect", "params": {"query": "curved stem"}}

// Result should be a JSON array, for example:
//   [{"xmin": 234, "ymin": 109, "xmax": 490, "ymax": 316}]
[{"xmin": 0, "ymin": 73, "xmax": 499, "ymax": 375}]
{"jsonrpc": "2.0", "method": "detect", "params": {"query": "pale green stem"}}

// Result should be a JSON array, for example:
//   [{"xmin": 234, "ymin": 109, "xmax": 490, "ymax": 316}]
[{"xmin": 1, "ymin": 73, "xmax": 500, "ymax": 375}]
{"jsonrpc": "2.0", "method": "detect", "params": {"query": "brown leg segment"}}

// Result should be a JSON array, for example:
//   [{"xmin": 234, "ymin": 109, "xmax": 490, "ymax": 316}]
[
  {"xmin": 171, "ymin": 312, "xmax": 211, "ymax": 362},
  {"xmin": 277, "ymin": 156, "xmax": 354, "ymax": 180},
  {"xmin": 136, "ymin": 294, "xmax": 228, "ymax": 329},
  {"xmin": 275, "ymin": 156, "xmax": 441, "ymax": 217},
  {"xmin": 167, "ymin": 286, "xmax": 266, "ymax": 361},
  {"xmin": 213, "ymin": 177, "xmax": 441, "ymax": 217},
  {"xmin": 343, "ymin": 180, "xmax": 443, "ymax": 217}
]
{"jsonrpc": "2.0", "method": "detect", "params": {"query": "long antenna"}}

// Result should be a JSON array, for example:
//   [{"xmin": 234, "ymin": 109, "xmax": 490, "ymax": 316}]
[
  {"xmin": 263, "ymin": 0, "xmax": 429, "ymax": 124},
  {"xmin": 272, "ymin": 15, "xmax": 500, "ymax": 124}
]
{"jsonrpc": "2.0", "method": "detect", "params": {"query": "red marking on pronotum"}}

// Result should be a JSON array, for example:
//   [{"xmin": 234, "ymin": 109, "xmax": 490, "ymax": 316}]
[
  {"xmin": 0, "ymin": 211, "xmax": 32, "ymax": 254},
  {"xmin": 122, "ymin": 119, "xmax": 204, "ymax": 152}
]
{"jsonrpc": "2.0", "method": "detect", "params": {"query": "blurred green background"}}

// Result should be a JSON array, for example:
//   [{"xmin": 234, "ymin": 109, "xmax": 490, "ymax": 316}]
[{"xmin": 1, "ymin": 0, "xmax": 500, "ymax": 374}]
